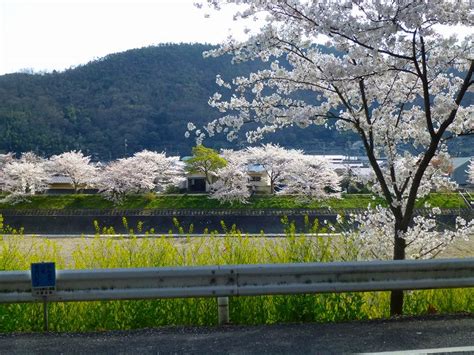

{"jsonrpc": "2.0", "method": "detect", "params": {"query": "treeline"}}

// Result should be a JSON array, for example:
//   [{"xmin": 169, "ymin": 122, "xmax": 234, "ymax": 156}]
[
  {"xmin": 0, "ymin": 43, "xmax": 361, "ymax": 159},
  {"xmin": 0, "ymin": 44, "xmax": 471, "ymax": 159}
]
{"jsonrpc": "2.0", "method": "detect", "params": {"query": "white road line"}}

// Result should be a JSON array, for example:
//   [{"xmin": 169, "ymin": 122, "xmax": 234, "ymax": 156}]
[{"xmin": 359, "ymin": 345, "xmax": 474, "ymax": 354}]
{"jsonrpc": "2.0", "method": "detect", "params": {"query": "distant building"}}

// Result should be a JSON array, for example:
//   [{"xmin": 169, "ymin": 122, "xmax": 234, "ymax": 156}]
[
  {"xmin": 247, "ymin": 164, "xmax": 271, "ymax": 194},
  {"xmin": 181, "ymin": 156, "xmax": 215, "ymax": 193},
  {"xmin": 184, "ymin": 172, "xmax": 215, "ymax": 193},
  {"xmin": 181, "ymin": 156, "xmax": 272, "ymax": 194},
  {"xmin": 46, "ymin": 175, "xmax": 97, "ymax": 194},
  {"xmin": 183, "ymin": 164, "xmax": 272, "ymax": 194},
  {"xmin": 311, "ymin": 154, "xmax": 381, "ymax": 179},
  {"xmin": 450, "ymin": 157, "xmax": 472, "ymax": 188}
]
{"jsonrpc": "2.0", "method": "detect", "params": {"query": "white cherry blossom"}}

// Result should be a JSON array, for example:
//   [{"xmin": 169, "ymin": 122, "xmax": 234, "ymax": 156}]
[
  {"xmin": 48, "ymin": 151, "xmax": 98, "ymax": 193},
  {"xmin": 1, "ymin": 152, "xmax": 50, "ymax": 201},
  {"xmin": 210, "ymin": 158, "xmax": 251, "ymax": 204}
]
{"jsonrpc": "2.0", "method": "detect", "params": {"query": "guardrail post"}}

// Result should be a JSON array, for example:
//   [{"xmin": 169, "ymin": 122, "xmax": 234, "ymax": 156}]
[
  {"xmin": 217, "ymin": 297, "xmax": 229, "ymax": 325},
  {"xmin": 42, "ymin": 296, "xmax": 49, "ymax": 331}
]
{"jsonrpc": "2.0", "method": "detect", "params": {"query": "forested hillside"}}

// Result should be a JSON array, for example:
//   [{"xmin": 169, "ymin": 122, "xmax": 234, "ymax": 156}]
[{"xmin": 0, "ymin": 43, "xmax": 471, "ymax": 159}]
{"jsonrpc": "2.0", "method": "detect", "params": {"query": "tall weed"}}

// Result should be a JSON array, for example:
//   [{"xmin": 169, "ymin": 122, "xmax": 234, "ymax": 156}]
[{"xmin": 0, "ymin": 216, "xmax": 471, "ymax": 332}]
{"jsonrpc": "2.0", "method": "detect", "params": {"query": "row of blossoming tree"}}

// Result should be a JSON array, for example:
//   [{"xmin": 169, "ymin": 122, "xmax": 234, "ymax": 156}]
[
  {"xmin": 0, "ymin": 150, "xmax": 184, "ymax": 203},
  {"xmin": 0, "ymin": 144, "xmax": 342, "ymax": 204}
]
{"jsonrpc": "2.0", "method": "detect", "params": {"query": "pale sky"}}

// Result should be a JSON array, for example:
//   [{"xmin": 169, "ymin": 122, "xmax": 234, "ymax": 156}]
[
  {"xmin": 0, "ymin": 0, "xmax": 251, "ymax": 75},
  {"xmin": 0, "ymin": 1, "xmax": 472, "ymax": 75}
]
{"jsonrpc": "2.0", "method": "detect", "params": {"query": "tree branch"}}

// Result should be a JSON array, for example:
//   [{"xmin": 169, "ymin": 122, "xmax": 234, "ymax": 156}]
[{"xmin": 419, "ymin": 35, "xmax": 435, "ymax": 138}]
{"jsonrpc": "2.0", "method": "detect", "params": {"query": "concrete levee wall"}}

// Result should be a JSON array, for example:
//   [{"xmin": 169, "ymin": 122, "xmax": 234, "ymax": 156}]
[
  {"xmin": 1, "ymin": 214, "xmax": 335, "ymax": 234},
  {"xmin": 1, "ymin": 209, "xmax": 471, "ymax": 235}
]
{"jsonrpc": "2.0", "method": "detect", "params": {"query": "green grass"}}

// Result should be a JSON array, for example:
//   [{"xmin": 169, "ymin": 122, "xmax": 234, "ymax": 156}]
[
  {"xmin": 0, "ymin": 219, "xmax": 472, "ymax": 332},
  {"xmin": 415, "ymin": 193, "xmax": 468, "ymax": 208},
  {"xmin": 0, "ymin": 194, "xmax": 114, "ymax": 210},
  {"xmin": 0, "ymin": 192, "xmax": 466, "ymax": 210}
]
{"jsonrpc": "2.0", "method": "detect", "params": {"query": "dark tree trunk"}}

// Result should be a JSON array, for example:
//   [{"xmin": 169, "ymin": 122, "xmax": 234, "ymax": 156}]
[{"xmin": 390, "ymin": 229, "xmax": 406, "ymax": 316}]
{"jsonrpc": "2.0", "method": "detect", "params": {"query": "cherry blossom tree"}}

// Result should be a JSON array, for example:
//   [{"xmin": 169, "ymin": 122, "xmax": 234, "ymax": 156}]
[
  {"xmin": 245, "ymin": 144, "xmax": 304, "ymax": 194},
  {"xmin": 192, "ymin": 0, "xmax": 473, "ymax": 315},
  {"xmin": 279, "ymin": 155, "xmax": 341, "ymax": 199},
  {"xmin": 96, "ymin": 150, "xmax": 184, "ymax": 202},
  {"xmin": 0, "ymin": 153, "xmax": 15, "ymax": 192},
  {"xmin": 48, "ymin": 151, "xmax": 98, "ymax": 193},
  {"xmin": 95, "ymin": 158, "xmax": 151, "ymax": 202},
  {"xmin": 1, "ymin": 152, "xmax": 50, "ymax": 201},
  {"xmin": 210, "ymin": 149, "xmax": 251, "ymax": 204},
  {"xmin": 132, "ymin": 150, "xmax": 185, "ymax": 193}
]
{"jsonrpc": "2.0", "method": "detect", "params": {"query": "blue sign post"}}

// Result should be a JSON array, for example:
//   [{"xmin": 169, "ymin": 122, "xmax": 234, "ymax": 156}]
[
  {"xmin": 31, "ymin": 262, "xmax": 56, "ymax": 331},
  {"xmin": 31, "ymin": 262, "xmax": 56, "ymax": 292}
]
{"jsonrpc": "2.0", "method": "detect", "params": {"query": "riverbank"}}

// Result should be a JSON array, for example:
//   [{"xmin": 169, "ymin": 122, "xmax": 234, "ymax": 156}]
[{"xmin": 0, "ymin": 193, "xmax": 468, "ymax": 210}]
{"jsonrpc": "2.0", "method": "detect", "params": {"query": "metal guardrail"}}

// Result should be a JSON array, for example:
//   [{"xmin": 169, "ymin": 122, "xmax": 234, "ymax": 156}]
[
  {"xmin": 1, "ymin": 258, "xmax": 473, "ymax": 325},
  {"xmin": 2, "ymin": 259, "xmax": 474, "ymax": 304}
]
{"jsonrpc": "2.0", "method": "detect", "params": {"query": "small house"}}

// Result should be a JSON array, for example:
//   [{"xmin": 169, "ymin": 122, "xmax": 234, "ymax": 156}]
[
  {"xmin": 185, "ymin": 172, "xmax": 216, "ymax": 193},
  {"xmin": 46, "ymin": 175, "xmax": 97, "ymax": 194},
  {"xmin": 247, "ymin": 164, "xmax": 271, "ymax": 194}
]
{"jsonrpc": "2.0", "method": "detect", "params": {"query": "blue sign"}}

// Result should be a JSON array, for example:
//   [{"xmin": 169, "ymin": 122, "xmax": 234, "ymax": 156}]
[{"xmin": 31, "ymin": 262, "xmax": 56, "ymax": 289}]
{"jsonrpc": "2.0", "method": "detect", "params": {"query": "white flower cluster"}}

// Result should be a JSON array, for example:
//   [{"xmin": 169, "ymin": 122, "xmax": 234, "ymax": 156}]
[
  {"xmin": 342, "ymin": 206, "xmax": 473, "ymax": 260},
  {"xmin": 0, "ymin": 151, "xmax": 99, "ymax": 202},
  {"xmin": 210, "ymin": 159, "xmax": 251, "ymax": 205},
  {"xmin": 369, "ymin": 150, "xmax": 457, "ymax": 212},
  {"xmin": 1, "ymin": 152, "xmax": 50, "ymax": 199}
]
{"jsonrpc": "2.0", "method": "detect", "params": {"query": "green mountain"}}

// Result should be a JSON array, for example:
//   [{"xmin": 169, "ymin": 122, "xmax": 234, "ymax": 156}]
[{"xmin": 0, "ymin": 43, "xmax": 471, "ymax": 159}]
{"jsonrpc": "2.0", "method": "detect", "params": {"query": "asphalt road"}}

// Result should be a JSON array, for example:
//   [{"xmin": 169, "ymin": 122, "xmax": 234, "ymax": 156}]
[{"xmin": 0, "ymin": 314, "xmax": 473, "ymax": 354}]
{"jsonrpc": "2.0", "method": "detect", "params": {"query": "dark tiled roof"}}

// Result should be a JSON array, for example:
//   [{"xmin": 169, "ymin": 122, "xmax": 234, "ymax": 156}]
[{"xmin": 49, "ymin": 175, "xmax": 73, "ymax": 184}]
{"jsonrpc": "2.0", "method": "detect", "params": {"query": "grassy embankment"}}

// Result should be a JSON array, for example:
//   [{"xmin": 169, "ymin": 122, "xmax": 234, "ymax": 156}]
[
  {"xmin": 0, "ymin": 192, "xmax": 467, "ymax": 210},
  {"xmin": 0, "ymin": 217, "xmax": 472, "ymax": 332}
]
